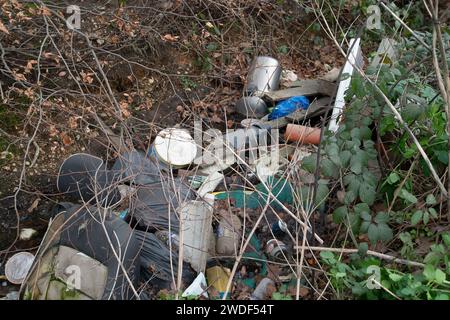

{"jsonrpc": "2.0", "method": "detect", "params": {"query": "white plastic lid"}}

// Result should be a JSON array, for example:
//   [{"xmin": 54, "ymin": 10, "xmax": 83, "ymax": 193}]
[
  {"xmin": 154, "ymin": 128, "xmax": 197, "ymax": 167},
  {"xmin": 5, "ymin": 252, "xmax": 35, "ymax": 284}
]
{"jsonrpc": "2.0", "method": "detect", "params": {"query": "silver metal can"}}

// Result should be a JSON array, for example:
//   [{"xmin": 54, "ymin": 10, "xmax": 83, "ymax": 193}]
[{"xmin": 246, "ymin": 56, "xmax": 282, "ymax": 96}]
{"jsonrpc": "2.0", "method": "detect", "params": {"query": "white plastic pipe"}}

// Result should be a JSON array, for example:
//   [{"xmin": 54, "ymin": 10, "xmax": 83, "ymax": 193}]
[{"xmin": 328, "ymin": 38, "xmax": 363, "ymax": 132}]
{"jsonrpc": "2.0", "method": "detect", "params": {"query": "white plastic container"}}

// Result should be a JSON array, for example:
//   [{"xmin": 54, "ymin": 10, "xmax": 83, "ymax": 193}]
[
  {"xmin": 153, "ymin": 128, "xmax": 197, "ymax": 168},
  {"xmin": 179, "ymin": 197, "xmax": 214, "ymax": 273}
]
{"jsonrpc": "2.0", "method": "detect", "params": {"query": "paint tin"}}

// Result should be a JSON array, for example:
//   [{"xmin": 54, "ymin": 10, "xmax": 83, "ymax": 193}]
[
  {"xmin": 216, "ymin": 213, "xmax": 242, "ymax": 256},
  {"xmin": 235, "ymin": 96, "xmax": 268, "ymax": 118},
  {"xmin": 265, "ymin": 239, "xmax": 288, "ymax": 260},
  {"xmin": 5, "ymin": 252, "xmax": 35, "ymax": 285},
  {"xmin": 271, "ymin": 220, "xmax": 288, "ymax": 238},
  {"xmin": 246, "ymin": 56, "xmax": 282, "ymax": 96}
]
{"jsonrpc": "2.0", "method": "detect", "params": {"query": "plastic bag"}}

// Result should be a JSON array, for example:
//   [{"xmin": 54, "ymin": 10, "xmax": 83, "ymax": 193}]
[{"xmin": 268, "ymin": 96, "xmax": 309, "ymax": 120}]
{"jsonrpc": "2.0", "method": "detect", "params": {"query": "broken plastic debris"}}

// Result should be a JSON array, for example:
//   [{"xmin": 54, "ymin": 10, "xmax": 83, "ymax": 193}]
[
  {"xmin": 280, "ymin": 69, "xmax": 298, "ymax": 85},
  {"xmin": 197, "ymin": 171, "xmax": 224, "ymax": 197},
  {"xmin": 235, "ymin": 96, "xmax": 268, "ymax": 118},
  {"xmin": 206, "ymin": 266, "xmax": 231, "ymax": 299},
  {"xmin": 19, "ymin": 228, "xmax": 37, "ymax": 241},
  {"xmin": 271, "ymin": 220, "xmax": 289, "ymax": 238},
  {"xmin": 182, "ymin": 272, "xmax": 209, "ymax": 298},
  {"xmin": 213, "ymin": 177, "xmax": 293, "ymax": 209},
  {"xmin": 265, "ymin": 239, "xmax": 289, "ymax": 260},
  {"xmin": 251, "ymin": 278, "xmax": 275, "ymax": 300}
]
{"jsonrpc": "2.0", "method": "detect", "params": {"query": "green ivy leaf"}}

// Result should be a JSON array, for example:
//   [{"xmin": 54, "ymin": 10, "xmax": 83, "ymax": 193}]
[
  {"xmin": 358, "ymin": 242, "xmax": 368, "ymax": 256},
  {"xmin": 424, "ymin": 251, "xmax": 441, "ymax": 265},
  {"xmin": 425, "ymin": 194, "xmax": 437, "ymax": 205},
  {"xmin": 362, "ymin": 170, "xmax": 378, "ymax": 187},
  {"xmin": 401, "ymin": 103, "xmax": 423, "ymax": 123},
  {"xmin": 360, "ymin": 211, "xmax": 372, "ymax": 222},
  {"xmin": 411, "ymin": 210, "xmax": 423, "ymax": 226},
  {"xmin": 311, "ymin": 182, "xmax": 329, "ymax": 207},
  {"xmin": 301, "ymin": 155, "xmax": 317, "ymax": 173},
  {"xmin": 351, "ymin": 76, "xmax": 366, "ymax": 98},
  {"xmin": 423, "ymin": 210, "xmax": 429, "ymax": 225},
  {"xmin": 360, "ymin": 220, "xmax": 371, "ymax": 233},
  {"xmin": 360, "ymin": 126, "xmax": 372, "ymax": 140},
  {"xmin": 374, "ymin": 212, "xmax": 390, "ymax": 224},
  {"xmin": 387, "ymin": 172, "xmax": 400, "ymax": 185},
  {"xmin": 442, "ymin": 233, "xmax": 450, "ymax": 248},
  {"xmin": 321, "ymin": 158, "xmax": 339, "ymax": 178},
  {"xmin": 354, "ymin": 150, "xmax": 370, "ymax": 171},
  {"xmin": 340, "ymin": 150, "xmax": 352, "ymax": 167},
  {"xmin": 388, "ymin": 272, "xmax": 403, "ymax": 282},
  {"xmin": 434, "ymin": 150, "xmax": 448, "ymax": 165},
  {"xmin": 348, "ymin": 178, "xmax": 361, "ymax": 197},
  {"xmin": 333, "ymin": 206, "xmax": 348, "ymax": 224},
  {"xmin": 428, "ymin": 207, "xmax": 438, "ymax": 219},
  {"xmin": 348, "ymin": 212, "xmax": 361, "ymax": 235},
  {"xmin": 350, "ymin": 156, "xmax": 363, "ymax": 174},
  {"xmin": 377, "ymin": 223, "xmax": 393, "ymax": 242},
  {"xmin": 351, "ymin": 128, "xmax": 361, "ymax": 140},
  {"xmin": 320, "ymin": 251, "xmax": 336, "ymax": 264},
  {"xmin": 400, "ymin": 189, "xmax": 418, "ymax": 204},
  {"xmin": 344, "ymin": 190, "xmax": 357, "ymax": 204},
  {"xmin": 326, "ymin": 142, "xmax": 339, "ymax": 158},
  {"xmin": 359, "ymin": 182, "xmax": 376, "ymax": 205},
  {"xmin": 423, "ymin": 265, "xmax": 435, "ymax": 281},
  {"xmin": 368, "ymin": 223, "xmax": 379, "ymax": 244},
  {"xmin": 435, "ymin": 269, "xmax": 446, "ymax": 284},
  {"xmin": 354, "ymin": 202, "xmax": 370, "ymax": 214}
]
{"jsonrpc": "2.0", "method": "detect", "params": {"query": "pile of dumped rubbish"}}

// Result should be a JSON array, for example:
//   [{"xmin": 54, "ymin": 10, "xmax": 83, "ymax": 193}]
[{"xmin": 2, "ymin": 41, "xmax": 363, "ymax": 300}]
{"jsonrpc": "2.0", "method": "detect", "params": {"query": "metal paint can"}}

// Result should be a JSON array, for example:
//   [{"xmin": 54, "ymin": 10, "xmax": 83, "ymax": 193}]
[
  {"xmin": 235, "ymin": 96, "xmax": 268, "ymax": 118},
  {"xmin": 5, "ymin": 252, "xmax": 35, "ymax": 285},
  {"xmin": 271, "ymin": 220, "xmax": 288, "ymax": 238},
  {"xmin": 245, "ymin": 56, "xmax": 282, "ymax": 96},
  {"xmin": 265, "ymin": 239, "xmax": 288, "ymax": 260}
]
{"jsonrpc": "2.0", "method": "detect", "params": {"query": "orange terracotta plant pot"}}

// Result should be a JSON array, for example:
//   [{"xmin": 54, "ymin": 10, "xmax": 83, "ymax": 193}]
[{"xmin": 284, "ymin": 124, "xmax": 321, "ymax": 145}]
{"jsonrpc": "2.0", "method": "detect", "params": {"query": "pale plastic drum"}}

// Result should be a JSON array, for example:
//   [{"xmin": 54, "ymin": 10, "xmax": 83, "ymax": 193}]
[{"xmin": 153, "ymin": 128, "xmax": 197, "ymax": 168}]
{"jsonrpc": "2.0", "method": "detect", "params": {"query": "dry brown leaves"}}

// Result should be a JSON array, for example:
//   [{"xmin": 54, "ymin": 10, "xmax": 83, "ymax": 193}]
[{"xmin": 0, "ymin": 20, "xmax": 9, "ymax": 34}]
